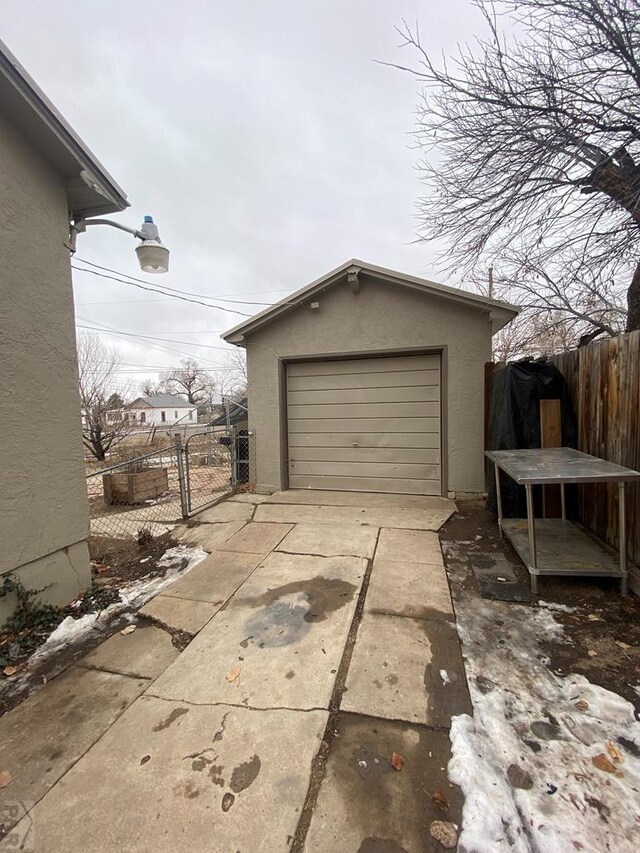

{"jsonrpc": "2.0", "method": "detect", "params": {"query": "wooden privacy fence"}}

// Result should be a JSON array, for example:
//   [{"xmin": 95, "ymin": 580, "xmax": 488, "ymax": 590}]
[{"xmin": 551, "ymin": 331, "xmax": 640, "ymax": 570}]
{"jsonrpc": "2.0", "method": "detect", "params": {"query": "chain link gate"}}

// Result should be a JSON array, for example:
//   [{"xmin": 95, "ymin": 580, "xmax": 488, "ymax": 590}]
[{"xmin": 178, "ymin": 430, "xmax": 233, "ymax": 516}]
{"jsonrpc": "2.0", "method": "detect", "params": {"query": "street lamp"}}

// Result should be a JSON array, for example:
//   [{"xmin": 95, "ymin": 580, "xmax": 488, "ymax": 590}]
[{"xmin": 68, "ymin": 215, "xmax": 170, "ymax": 273}]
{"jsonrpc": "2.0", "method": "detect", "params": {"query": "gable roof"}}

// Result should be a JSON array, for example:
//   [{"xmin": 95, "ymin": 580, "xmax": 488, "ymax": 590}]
[
  {"xmin": 0, "ymin": 38, "xmax": 128, "ymax": 218},
  {"xmin": 222, "ymin": 259, "xmax": 520, "ymax": 343},
  {"xmin": 210, "ymin": 398, "xmax": 248, "ymax": 427},
  {"xmin": 130, "ymin": 394, "xmax": 194, "ymax": 409}
]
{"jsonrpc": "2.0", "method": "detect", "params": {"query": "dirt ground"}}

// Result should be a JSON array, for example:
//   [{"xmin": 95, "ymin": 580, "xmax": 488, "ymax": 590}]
[{"xmin": 440, "ymin": 499, "xmax": 640, "ymax": 717}]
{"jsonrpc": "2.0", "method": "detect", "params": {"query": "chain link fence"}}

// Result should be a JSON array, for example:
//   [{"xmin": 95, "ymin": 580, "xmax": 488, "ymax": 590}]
[{"xmin": 86, "ymin": 429, "xmax": 251, "ymax": 541}]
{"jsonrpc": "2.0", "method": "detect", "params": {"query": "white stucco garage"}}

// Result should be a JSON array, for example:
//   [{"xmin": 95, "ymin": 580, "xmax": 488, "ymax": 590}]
[{"xmin": 223, "ymin": 260, "xmax": 518, "ymax": 497}]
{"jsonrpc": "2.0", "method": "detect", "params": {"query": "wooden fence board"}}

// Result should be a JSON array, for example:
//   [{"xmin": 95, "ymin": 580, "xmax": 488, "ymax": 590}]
[{"xmin": 551, "ymin": 331, "xmax": 640, "ymax": 572}]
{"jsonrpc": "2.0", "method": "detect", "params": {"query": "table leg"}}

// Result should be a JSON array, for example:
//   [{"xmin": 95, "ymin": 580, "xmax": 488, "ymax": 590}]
[
  {"xmin": 526, "ymin": 484, "xmax": 538, "ymax": 594},
  {"xmin": 494, "ymin": 462, "xmax": 503, "ymax": 536},
  {"xmin": 561, "ymin": 482, "xmax": 566, "ymax": 521},
  {"xmin": 619, "ymin": 481, "xmax": 628, "ymax": 597}
]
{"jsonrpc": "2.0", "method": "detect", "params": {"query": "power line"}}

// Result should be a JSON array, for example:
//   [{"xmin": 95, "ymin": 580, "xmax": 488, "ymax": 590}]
[
  {"xmin": 73, "ymin": 257, "xmax": 275, "ymax": 307},
  {"xmin": 77, "ymin": 321, "xmax": 233, "ymax": 351},
  {"xmin": 71, "ymin": 264, "xmax": 253, "ymax": 316}
]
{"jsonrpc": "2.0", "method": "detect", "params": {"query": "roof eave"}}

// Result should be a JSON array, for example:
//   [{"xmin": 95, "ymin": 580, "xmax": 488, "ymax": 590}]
[
  {"xmin": 222, "ymin": 259, "xmax": 520, "ymax": 343},
  {"xmin": 0, "ymin": 38, "xmax": 129, "ymax": 218}
]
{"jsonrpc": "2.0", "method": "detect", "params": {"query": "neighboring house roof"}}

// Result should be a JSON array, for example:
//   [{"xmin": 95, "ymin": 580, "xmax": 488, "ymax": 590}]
[
  {"xmin": 129, "ymin": 395, "xmax": 194, "ymax": 409},
  {"xmin": 222, "ymin": 259, "xmax": 520, "ymax": 343},
  {"xmin": 210, "ymin": 398, "xmax": 248, "ymax": 427},
  {"xmin": 0, "ymin": 38, "xmax": 128, "ymax": 218}
]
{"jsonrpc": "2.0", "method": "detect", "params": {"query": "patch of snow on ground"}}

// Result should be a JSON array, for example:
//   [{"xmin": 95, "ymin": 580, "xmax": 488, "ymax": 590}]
[
  {"xmin": 440, "ymin": 669, "xmax": 451, "ymax": 685},
  {"xmin": 450, "ymin": 594, "xmax": 640, "ymax": 853},
  {"xmin": 538, "ymin": 599, "xmax": 581, "ymax": 614},
  {"xmin": 29, "ymin": 545, "xmax": 207, "ymax": 666}
]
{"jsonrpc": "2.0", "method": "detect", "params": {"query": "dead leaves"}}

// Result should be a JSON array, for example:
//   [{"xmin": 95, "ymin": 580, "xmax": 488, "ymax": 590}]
[
  {"xmin": 591, "ymin": 753, "xmax": 624, "ymax": 777},
  {"xmin": 225, "ymin": 666, "xmax": 241, "ymax": 683},
  {"xmin": 605, "ymin": 740, "xmax": 623, "ymax": 763},
  {"xmin": 429, "ymin": 821, "xmax": 458, "ymax": 849},
  {"xmin": 0, "ymin": 771, "xmax": 12, "ymax": 789},
  {"xmin": 390, "ymin": 752, "xmax": 405, "ymax": 771},
  {"xmin": 431, "ymin": 789, "xmax": 450, "ymax": 812},
  {"xmin": 120, "ymin": 625, "xmax": 136, "ymax": 636},
  {"xmin": 574, "ymin": 699, "xmax": 589, "ymax": 712},
  {"xmin": 2, "ymin": 666, "xmax": 17, "ymax": 677}
]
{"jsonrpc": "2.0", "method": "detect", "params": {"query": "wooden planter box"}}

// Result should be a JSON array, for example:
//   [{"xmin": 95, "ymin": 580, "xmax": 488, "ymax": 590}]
[{"xmin": 103, "ymin": 468, "xmax": 169, "ymax": 506}]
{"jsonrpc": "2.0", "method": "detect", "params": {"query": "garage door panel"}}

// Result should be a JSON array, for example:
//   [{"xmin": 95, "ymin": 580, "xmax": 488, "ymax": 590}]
[
  {"xmin": 288, "ymin": 385, "xmax": 439, "ymax": 405},
  {"xmin": 286, "ymin": 354, "xmax": 441, "ymax": 494},
  {"xmin": 289, "ymin": 401, "xmax": 440, "ymax": 420},
  {"xmin": 288, "ymin": 432, "xmax": 441, "ymax": 450},
  {"xmin": 287, "ymin": 354, "xmax": 439, "ymax": 377},
  {"xmin": 287, "ymin": 368, "xmax": 440, "ymax": 392},
  {"xmin": 288, "ymin": 417, "xmax": 440, "ymax": 434},
  {"xmin": 289, "ymin": 446, "xmax": 441, "ymax": 465},
  {"xmin": 290, "ymin": 460, "xmax": 441, "ymax": 479},
  {"xmin": 288, "ymin": 474, "xmax": 442, "ymax": 496}
]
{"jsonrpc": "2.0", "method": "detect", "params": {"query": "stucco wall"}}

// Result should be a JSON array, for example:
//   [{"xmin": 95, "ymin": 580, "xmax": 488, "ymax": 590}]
[
  {"xmin": 245, "ymin": 274, "xmax": 492, "ymax": 495},
  {"xmin": 0, "ymin": 118, "xmax": 91, "ymax": 618}
]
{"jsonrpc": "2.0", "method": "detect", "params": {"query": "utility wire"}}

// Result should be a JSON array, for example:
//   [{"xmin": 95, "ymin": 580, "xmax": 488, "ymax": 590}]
[
  {"xmin": 71, "ymin": 264, "xmax": 253, "ymax": 316},
  {"xmin": 73, "ymin": 257, "xmax": 275, "ymax": 307}
]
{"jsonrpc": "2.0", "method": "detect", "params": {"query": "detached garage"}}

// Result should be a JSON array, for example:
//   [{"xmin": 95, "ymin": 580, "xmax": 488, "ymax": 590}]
[{"xmin": 223, "ymin": 260, "xmax": 518, "ymax": 497}]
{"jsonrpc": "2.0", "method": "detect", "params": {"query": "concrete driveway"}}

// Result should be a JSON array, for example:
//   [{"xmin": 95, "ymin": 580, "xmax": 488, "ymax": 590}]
[{"xmin": 0, "ymin": 490, "xmax": 470, "ymax": 852}]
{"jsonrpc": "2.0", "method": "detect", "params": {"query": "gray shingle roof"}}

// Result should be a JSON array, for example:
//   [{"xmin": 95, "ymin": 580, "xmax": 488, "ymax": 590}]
[{"xmin": 132, "ymin": 394, "xmax": 192, "ymax": 408}]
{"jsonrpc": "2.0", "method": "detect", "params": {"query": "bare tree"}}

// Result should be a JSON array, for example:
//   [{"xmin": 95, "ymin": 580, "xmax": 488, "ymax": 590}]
[
  {"xmin": 139, "ymin": 379, "xmax": 161, "ymax": 397},
  {"xmin": 388, "ymin": 0, "xmax": 640, "ymax": 331},
  {"xmin": 217, "ymin": 348, "xmax": 247, "ymax": 404},
  {"xmin": 159, "ymin": 359, "xmax": 215, "ymax": 405},
  {"xmin": 77, "ymin": 333, "xmax": 131, "ymax": 461}
]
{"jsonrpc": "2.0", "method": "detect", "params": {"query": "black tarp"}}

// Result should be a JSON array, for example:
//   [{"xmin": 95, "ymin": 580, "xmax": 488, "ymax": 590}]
[{"xmin": 486, "ymin": 361, "xmax": 578, "ymax": 517}]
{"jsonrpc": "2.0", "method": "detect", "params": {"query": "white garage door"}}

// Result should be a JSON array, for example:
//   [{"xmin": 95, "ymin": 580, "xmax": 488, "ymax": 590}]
[{"xmin": 286, "ymin": 353, "xmax": 441, "ymax": 495}]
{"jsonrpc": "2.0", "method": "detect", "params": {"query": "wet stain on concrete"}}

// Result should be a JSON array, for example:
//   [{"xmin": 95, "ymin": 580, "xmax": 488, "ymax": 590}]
[
  {"xmin": 153, "ymin": 707, "xmax": 189, "ymax": 732},
  {"xmin": 242, "ymin": 576, "xmax": 356, "ymax": 648},
  {"xmin": 351, "ymin": 745, "xmax": 393, "ymax": 782},
  {"xmin": 230, "ymin": 754, "xmax": 261, "ymax": 793},
  {"xmin": 239, "ymin": 636, "xmax": 253, "ymax": 649},
  {"xmin": 140, "ymin": 754, "xmax": 151, "ymax": 766},
  {"xmin": 385, "ymin": 675, "xmax": 398, "ymax": 686},
  {"xmin": 249, "ymin": 577, "xmax": 356, "ymax": 622},
  {"xmin": 173, "ymin": 780, "xmax": 200, "ymax": 800},
  {"xmin": 285, "ymin": 670, "xmax": 296, "ymax": 679},
  {"xmin": 208, "ymin": 765, "xmax": 225, "ymax": 787},
  {"xmin": 420, "ymin": 617, "xmax": 471, "ymax": 726},
  {"xmin": 213, "ymin": 711, "xmax": 229, "ymax": 743},
  {"xmin": 222, "ymin": 792, "xmax": 235, "ymax": 812},
  {"xmin": 358, "ymin": 839, "xmax": 409, "ymax": 853}
]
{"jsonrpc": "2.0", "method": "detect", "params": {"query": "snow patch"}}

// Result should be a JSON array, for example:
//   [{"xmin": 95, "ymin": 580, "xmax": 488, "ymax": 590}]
[
  {"xmin": 449, "ymin": 594, "xmax": 640, "ymax": 853},
  {"xmin": 29, "ymin": 545, "xmax": 207, "ymax": 667},
  {"xmin": 440, "ymin": 669, "xmax": 451, "ymax": 685}
]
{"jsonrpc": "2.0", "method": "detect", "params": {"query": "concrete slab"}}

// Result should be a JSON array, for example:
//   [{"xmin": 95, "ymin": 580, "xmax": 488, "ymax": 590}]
[
  {"xmin": 150, "ymin": 553, "xmax": 367, "ymax": 710},
  {"xmin": 78, "ymin": 625, "xmax": 179, "ymax": 680},
  {"xmin": 173, "ymin": 520, "xmax": 246, "ymax": 552},
  {"xmin": 342, "ymin": 612, "xmax": 470, "ymax": 726},
  {"xmin": 376, "ymin": 528, "xmax": 444, "ymax": 566},
  {"xmin": 227, "ymin": 493, "xmax": 271, "ymax": 504},
  {"xmin": 197, "ymin": 502, "xmax": 254, "ymax": 524},
  {"xmin": 255, "ymin": 503, "xmax": 451, "ymax": 531},
  {"xmin": 269, "ymin": 490, "xmax": 453, "ymax": 512},
  {"xmin": 304, "ymin": 713, "xmax": 464, "ymax": 853},
  {"xmin": 0, "ymin": 666, "xmax": 148, "ymax": 837},
  {"xmin": 276, "ymin": 523, "xmax": 379, "ymax": 559},
  {"xmin": 161, "ymin": 550, "xmax": 263, "ymax": 604},
  {"xmin": 218, "ymin": 522, "xmax": 293, "ymax": 556},
  {"xmin": 366, "ymin": 559, "xmax": 454, "ymax": 619},
  {"xmin": 1, "ymin": 696, "xmax": 327, "ymax": 853},
  {"xmin": 139, "ymin": 595, "xmax": 218, "ymax": 634}
]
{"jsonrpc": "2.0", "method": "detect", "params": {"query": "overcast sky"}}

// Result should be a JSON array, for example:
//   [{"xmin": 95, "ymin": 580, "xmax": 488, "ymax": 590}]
[{"xmin": 2, "ymin": 0, "xmax": 485, "ymax": 395}]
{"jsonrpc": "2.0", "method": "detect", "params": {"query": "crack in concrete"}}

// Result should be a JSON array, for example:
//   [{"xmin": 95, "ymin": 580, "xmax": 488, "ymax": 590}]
[
  {"xmin": 290, "ymin": 526, "xmax": 381, "ymax": 853},
  {"xmin": 144, "ymin": 693, "xmax": 326, "ymax": 713},
  {"xmin": 74, "ymin": 662, "xmax": 153, "ymax": 682},
  {"xmin": 275, "ymin": 549, "xmax": 373, "ymax": 560},
  {"xmin": 136, "ymin": 613, "xmax": 195, "ymax": 651}
]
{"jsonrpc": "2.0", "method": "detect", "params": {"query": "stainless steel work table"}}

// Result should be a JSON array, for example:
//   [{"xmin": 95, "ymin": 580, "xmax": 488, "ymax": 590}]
[{"xmin": 485, "ymin": 448, "xmax": 640, "ymax": 596}]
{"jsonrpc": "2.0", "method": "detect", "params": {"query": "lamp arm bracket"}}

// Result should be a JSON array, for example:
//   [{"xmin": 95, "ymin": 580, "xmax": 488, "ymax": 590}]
[{"xmin": 68, "ymin": 217, "xmax": 144, "ymax": 253}]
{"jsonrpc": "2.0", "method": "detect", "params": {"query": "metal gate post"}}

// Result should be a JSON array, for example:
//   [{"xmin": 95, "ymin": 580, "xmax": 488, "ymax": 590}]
[
  {"xmin": 230, "ymin": 431, "xmax": 238, "ymax": 487},
  {"xmin": 174, "ymin": 433, "xmax": 189, "ymax": 518}
]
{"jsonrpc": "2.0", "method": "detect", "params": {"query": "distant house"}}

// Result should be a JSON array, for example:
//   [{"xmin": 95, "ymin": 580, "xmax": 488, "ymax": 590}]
[
  {"xmin": 210, "ymin": 397, "xmax": 248, "ymax": 431},
  {"xmin": 126, "ymin": 394, "xmax": 197, "ymax": 426}
]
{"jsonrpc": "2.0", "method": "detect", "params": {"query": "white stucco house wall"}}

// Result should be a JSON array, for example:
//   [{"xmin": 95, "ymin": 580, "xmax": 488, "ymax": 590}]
[
  {"xmin": 125, "ymin": 394, "xmax": 197, "ymax": 426},
  {"xmin": 0, "ymin": 39, "xmax": 129, "ymax": 621}
]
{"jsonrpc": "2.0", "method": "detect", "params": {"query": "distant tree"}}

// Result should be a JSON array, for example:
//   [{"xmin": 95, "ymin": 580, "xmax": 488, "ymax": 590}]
[
  {"xmin": 216, "ymin": 349, "xmax": 247, "ymax": 404},
  {"xmin": 159, "ymin": 359, "xmax": 215, "ymax": 405},
  {"xmin": 77, "ymin": 333, "xmax": 131, "ymax": 461},
  {"xmin": 390, "ymin": 0, "xmax": 640, "ymax": 332},
  {"xmin": 106, "ymin": 392, "xmax": 125, "ymax": 410},
  {"xmin": 139, "ymin": 379, "xmax": 161, "ymax": 397}
]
